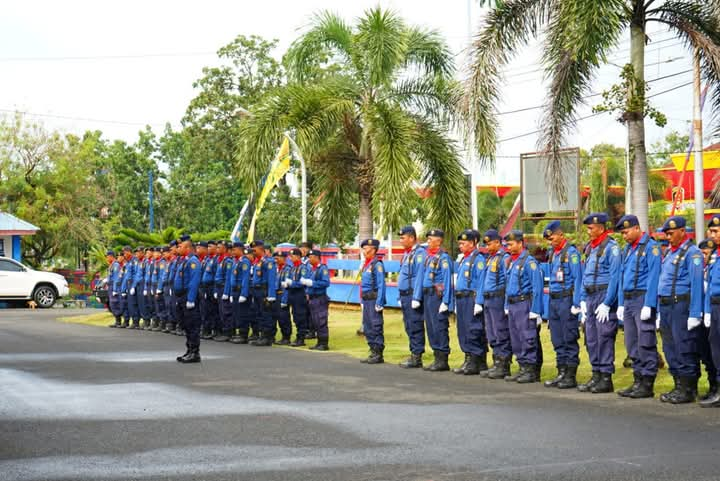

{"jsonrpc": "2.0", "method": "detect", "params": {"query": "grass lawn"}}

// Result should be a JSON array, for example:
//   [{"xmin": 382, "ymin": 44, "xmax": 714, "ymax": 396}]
[{"xmin": 61, "ymin": 305, "xmax": 713, "ymax": 395}]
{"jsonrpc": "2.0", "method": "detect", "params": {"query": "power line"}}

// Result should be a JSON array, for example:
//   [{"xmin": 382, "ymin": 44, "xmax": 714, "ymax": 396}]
[
  {"xmin": 0, "ymin": 108, "xmax": 167, "ymax": 127},
  {"xmin": 0, "ymin": 52, "xmax": 217, "ymax": 62}
]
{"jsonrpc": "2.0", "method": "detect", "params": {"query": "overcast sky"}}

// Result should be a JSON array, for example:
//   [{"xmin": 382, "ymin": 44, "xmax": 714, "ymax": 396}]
[{"xmin": 0, "ymin": 0, "xmax": 713, "ymax": 185}]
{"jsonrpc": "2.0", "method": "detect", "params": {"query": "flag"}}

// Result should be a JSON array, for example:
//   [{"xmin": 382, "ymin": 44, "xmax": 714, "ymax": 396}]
[{"xmin": 230, "ymin": 193, "xmax": 253, "ymax": 243}]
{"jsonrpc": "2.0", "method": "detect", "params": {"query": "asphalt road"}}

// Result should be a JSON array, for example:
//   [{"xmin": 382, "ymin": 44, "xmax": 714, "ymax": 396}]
[{"xmin": 1, "ymin": 308, "xmax": 720, "ymax": 481}]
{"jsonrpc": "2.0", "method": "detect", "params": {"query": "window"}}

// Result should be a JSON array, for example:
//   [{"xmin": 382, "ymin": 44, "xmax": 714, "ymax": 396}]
[
  {"xmin": 0, "ymin": 259, "xmax": 23, "ymax": 272},
  {"xmin": 0, "ymin": 238, "xmax": 4, "ymax": 257}
]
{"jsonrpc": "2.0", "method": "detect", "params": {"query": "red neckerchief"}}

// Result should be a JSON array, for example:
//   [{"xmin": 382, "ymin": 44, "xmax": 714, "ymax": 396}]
[
  {"xmin": 253, "ymin": 256, "xmax": 262, "ymax": 265},
  {"xmin": 553, "ymin": 239, "xmax": 567, "ymax": 255},
  {"xmin": 363, "ymin": 257, "xmax": 374, "ymax": 269},
  {"xmin": 311, "ymin": 263, "xmax": 319, "ymax": 271},
  {"xmin": 631, "ymin": 234, "xmax": 644, "ymax": 250},
  {"xmin": 293, "ymin": 260, "xmax": 302, "ymax": 267},
  {"xmin": 670, "ymin": 235, "xmax": 689, "ymax": 253},
  {"xmin": 510, "ymin": 250, "xmax": 523, "ymax": 262},
  {"xmin": 590, "ymin": 230, "xmax": 610, "ymax": 249},
  {"xmin": 427, "ymin": 247, "xmax": 440, "ymax": 257}
]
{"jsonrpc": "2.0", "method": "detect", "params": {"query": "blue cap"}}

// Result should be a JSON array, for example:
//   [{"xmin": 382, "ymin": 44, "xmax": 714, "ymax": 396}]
[
  {"xmin": 425, "ymin": 229, "xmax": 444, "ymax": 238},
  {"xmin": 661, "ymin": 216, "xmax": 686, "ymax": 232},
  {"xmin": 308, "ymin": 249, "xmax": 322, "ymax": 257},
  {"xmin": 122, "ymin": 245, "xmax": 132, "ymax": 252},
  {"xmin": 299, "ymin": 241, "xmax": 312, "ymax": 249},
  {"xmin": 134, "ymin": 246, "xmax": 144, "ymax": 252},
  {"xmin": 699, "ymin": 239, "xmax": 717, "ymax": 250},
  {"xmin": 543, "ymin": 221, "xmax": 562, "ymax": 239},
  {"xmin": 106, "ymin": 250, "xmax": 115, "ymax": 256},
  {"xmin": 161, "ymin": 246, "xmax": 170, "ymax": 253},
  {"xmin": 708, "ymin": 214, "xmax": 720, "ymax": 228},
  {"xmin": 250, "ymin": 240, "xmax": 264, "ymax": 248},
  {"xmin": 232, "ymin": 241, "xmax": 244, "ymax": 249},
  {"xmin": 583, "ymin": 212, "xmax": 609, "ymax": 225},
  {"xmin": 504, "ymin": 230, "xmax": 524, "ymax": 242},
  {"xmin": 208, "ymin": 240, "xmax": 217, "ymax": 246},
  {"xmin": 290, "ymin": 248, "xmax": 302, "ymax": 256},
  {"xmin": 457, "ymin": 229, "xmax": 478, "ymax": 242},
  {"xmin": 198, "ymin": 241, "xmax": 208, "ymax": 248},
  {"xmin": 272, "ymin": 251, "xmax": 284, "ymax": 258},
  {"xmin": 169, "ymin": 240, "xmax": 177, "ymax": 247},
  {"xmin": 398, "ymin": 225, "xmax": 417, "ymax": 237},
  {"xmin": 483, "ymin": 229, "xmax": 501, "ymax": 243},
  {"xmin": 179, "ymin": 234, "xmax": 192, "ymax": 242},
  {"xmin": 361, "ymin": 238, "xmax": 380, "ymax": 248},
  {"xmin": 615, "ymin": 214, "xmax": 639, "ymax": 231}
]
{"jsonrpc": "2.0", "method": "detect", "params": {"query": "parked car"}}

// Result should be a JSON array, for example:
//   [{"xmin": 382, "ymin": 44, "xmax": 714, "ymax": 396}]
[
  {"xmin": 0, "ymin": 257, "xmax": 70, "ymax": 308},
  {"xmin": 93, "ymin": 277, "xmax": 109, "ymax": 306}
]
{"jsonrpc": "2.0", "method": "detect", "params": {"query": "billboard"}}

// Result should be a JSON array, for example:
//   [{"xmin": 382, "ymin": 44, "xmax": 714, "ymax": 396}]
[{"xmin": 520, "ymin": 148, "xmax": 580, "ymax": 215}]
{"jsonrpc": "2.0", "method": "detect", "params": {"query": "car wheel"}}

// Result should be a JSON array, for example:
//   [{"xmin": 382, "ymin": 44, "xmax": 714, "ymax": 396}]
[{"xmin": 33, "ymin": 285, "xmax": 57, "ymax": 308}]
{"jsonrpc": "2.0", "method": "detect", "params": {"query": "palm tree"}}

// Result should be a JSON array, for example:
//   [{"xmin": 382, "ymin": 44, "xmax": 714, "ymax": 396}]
[
  {"xmin": 464, "ymin": 0, "xmax": 720, "ymax": 229},
  {"xmin": 236, "ymin": 8, "xmax": 468, "ymax": 241}
]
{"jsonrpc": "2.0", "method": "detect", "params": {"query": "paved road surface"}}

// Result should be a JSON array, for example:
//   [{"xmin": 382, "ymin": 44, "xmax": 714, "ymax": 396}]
[{"xmin": 1, "ymin": 308, "xmax": 719, "ymax": 481}]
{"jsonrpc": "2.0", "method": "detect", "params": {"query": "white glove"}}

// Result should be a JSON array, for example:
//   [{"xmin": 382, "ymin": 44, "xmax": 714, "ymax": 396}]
[
  {"xmin": 121, "ymin": 292, "xmax": 127, "ymax": 298},
  {"xmin": 439, "ymin": 302, "xmax": 448, "ymax": 313},
  {"xmin": 504, "ymin": 308, "xmax": 509, "ymax": 316},
  {"xmin": 704, "ymin": 312, "xmax": 711, "ymax": 328},
  {"xmin": 112, "ymin": 291, "xmax": 118, "ymax": 297},
  {"xmin": 411, "ymin": 300, "xmax": 421, "ymax": 309},
  {"xmin": 156, "ymin": 289, "xmax": 162, "ymax": 295},
  {"xmin": 283, "ymin": 279, "xmax": 292, "ymax": 288},
  {"xmin": 529, "ymin": 312, "xmax": 540, "ymax": 319},
  {"xmin": 474, "ymin": 304, "xmax": 483, "ymax": 315},
  {"xmin": 300, "ymin": 278, "xmax": 313, "ymax": 287},
  {"xmin": 456, "ymin": 253, "xmax": 463, "ymax": 262},
  {"xmin": 536, "ymin": 317, "xmax": 542, "ymax": 327},
  {"xmin": 238, "ymin": 296, "xmax": 247, "ymax": 303},
  {"xmin": 640, "ymin": 306, "xmax": 652, "ymax": 321},
  {"xmin": 595, "ymin": 303, "xmax": 610, "ymax": 323},
  {"xmin": 186, "ymin": 301, "xmax": 195, "ymax": 309},
  {"xmin": 580, "ymin": 313, "xmax": 586, "ymax": 324},
  {"xmin": 229, "ymin": 296, "xmax": 234, "ymax": 303},
  {"xmin": 221, "ymin": 294, "xmax": 228, "ymax": 300},
  {"xmin": 570, "ymin": 305, "xmax": 581, "ymax": 315},
  {"xmin": 214, "ymin": 292, "xmax": 218, "ymax": 299},
  {"xmin": 688, "ymin": 317, "xmax": 701, "ymax": 331},
  {"xmin": 281, "ymin": 303, "xmax": 288, "ymax": 308},
  {"xmin": 267, "ymin": 297, "xmax": 276, "ymax": 302},
  {"xmin": 616, "ymin": 306, "xmax": 624, "ymax": 322},
  {"xmin": 580, "ymin": 301, "xmax": 587, "ymax": 315},
  {"xmin": 375, "ymin": 304, "xmax": 384, "ymax": 312},
  {"xmin": 130, "ymin": 288, "xmax": 135, "ymax": 296},
  {"xmin": 398, "ymin": 299, "xmax": 402, "ymax": 306},
  {"xmin": 143, "ymin": 290, "xmax": 147, "ymax": 296},
  {"xmin": 656, "ymin": 313, "xmax": 661, "ymax": 329},
  {"xmin": 169, "ymin": 289, "xmax": 173, "ymax": 296}
]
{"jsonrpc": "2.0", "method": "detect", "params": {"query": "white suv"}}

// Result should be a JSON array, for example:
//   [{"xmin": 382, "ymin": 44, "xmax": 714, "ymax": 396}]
[{"xmin": 0, "ymin": 257, "xmax": 69, "ymax": 308}]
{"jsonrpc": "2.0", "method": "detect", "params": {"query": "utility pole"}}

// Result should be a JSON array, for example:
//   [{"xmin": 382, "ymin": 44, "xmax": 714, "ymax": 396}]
[
  {"xmin": 284, "ymin": 132, "xmax": 308, "ymax": 242},
  {"xmin": 468, "ymin": 0, "xmax": 478, "ymax": 231},
  {"xmin": 148, "ymin": 170, "xmax": 155, "ymax": 233},
  {"xmin": 693, "ymin": 48, "xmax": 705, "ymax": 242}
]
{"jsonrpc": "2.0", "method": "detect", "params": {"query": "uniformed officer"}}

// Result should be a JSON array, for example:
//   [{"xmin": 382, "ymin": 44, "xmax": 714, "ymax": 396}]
[
  {"xmin": 479, "ymin": 230, "xmax": 512, "ymax": 379},
  {"xmin": 273, "ymin": 251, "xmax": 293, "ymax": 345},
  {"xmin": 142, "ymin": 248, "xmax": 155, "ymax": 329},
  {"xmin": 125, "ymin": 247, "xmax": 144, "ymax": 329},
  {"xmin": 153, "ymin": 247, "xmax": 170, "ymax": 332},
  {"xmin": 397, "ymin": 226, "xmax": 427, "ymax": 369},
  {"xmin": 148, "ymin": 247, "xmax": 163, "ymax": 331},
  {"xmin": 503, "ymin": 230, "xmax": 544, "ymax": 383},
  {"xmin": 701, "ymin": 214, "xmax": 720, "ymax": 407},
  {"xmin": 286, "ymin": 248, "xmax": 311, "ymax": 346},
  {"xmin": 119, "ymin": 246, "xmax": 135, "ymax": 328},
  {"xmin": 174, "ymin": 237, "xmax": 202, "ymax": 363},
  {"xmin": 227, "ymin": 243, "xmax": 252, "ymax": 344},
  {"xmin": 213, "ymin": 241, "xmax": 234, "ymax": 342},
  {"xmin": 615, "ymin": 215, "xmax": 662, "ymax": 398},
  {"xmin": 697, "ymin": 237, "xmax": 719, "ymax": 402},
  {"xmin": 106, "ymin": 250, "xmax": 124, "ymax": 328},
  {"xmin": 249, "ymin": 240, "xmax": 277, "ymax": 346},
  {"xmin": 163, "ymin": 241, "xmax": 179, "ymax": 334},
  {"xmin": 298, "ymin": 242, "xmax": 316, "ymax": 340},
  {"xmin": 453, "ymin": 229, "xmax": 489, "ymax": 375},
  {"xmin": 657, "ymin": 216, "xmax": 704, "ymax": 403},
  {"xmin": 578, "ymin": 213, "xmax": 621, "ymax": 393},
  {"xmin": 359, "ymin": 239, "xmax": 386, "ymax": 364},
  {"xmin": 541, "ymin": 221, "xmax": 583, "ymax": 388},
  {"xmin": 302, "ymin": 249, "xmax": 331, "ymax": 350},
  {"xmin": 133, "ymin": 247, "xmax": 148, "ymax": 329},
  {"xmin": 204, "ymin": 241, "xmax": 220, "ymax": 337}
]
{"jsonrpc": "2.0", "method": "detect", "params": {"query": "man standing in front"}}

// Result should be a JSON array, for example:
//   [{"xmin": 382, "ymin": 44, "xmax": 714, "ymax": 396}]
[
  {"xmin": 286, "ymin": 248, "xmax": 311, "ymax": 347},
  {"xmin": 175, "ymin": 236, "xmax": 202, "ymax": 363},
  {"xmin": 657, "ymin": 216, "xmax": 704, "ymax": 403},
  {"xmin": 106, "ymin": 250, "xmax": 123, "ymax": 328},
  {"xmin": 359, "ymin": 239, "xmax": 386, "ymax": 364},
  {"xmin": 273, "ymin": 251, "xmax": 293, "ymax": 345},
  {"xmin": 249, "ymin": 240, "xmax": 277, "ymax": 347},
  {"xmin": 303, "ymin": 249, "xmax": 331, "ymax": 350},
  {"xmin": 701, "ymin": 215, "xmax": 720, "ymax": 407},
  {"xmin": 397, "ymin": 226, "xmax": 426, "ymax": 369}
]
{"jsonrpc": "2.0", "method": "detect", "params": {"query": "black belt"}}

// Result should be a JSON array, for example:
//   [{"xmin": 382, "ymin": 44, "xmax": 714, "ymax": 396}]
[
  {"xmin": 585, "ymin": 284, "xmax": 608, "ymax": 294},
  {"xmin": 455, "ymin": 290, "xmax": 475, "ymax": 298},
  {"xmin": 549, "ymin": 289, "xmax": 573, "ymax": 299},
  {"xmin": 201, "ymin": 283, "xmax": 214, "ymax": 288},
  {"xmin": 623, "ymin": 289, "xmax": 646, "ymax": 299},
  {"xmin": 423, "ymin": 287, "xmax": 438, "ymax": 296},
  {"xmin": 508, "ymin": 294, "xmax": 532, "ymax": 304},
  {"xmin": 711, "ymin": 295, "xmax": 720, "ymax": 305},
  {"xmin": 252, "ymin": 285, "xmax": 266, "ymax": 290},
  {"xmin": 483, "ymin": 290, "xmax": 505, "ymax": 299},
  {"xmin": 276, "ymin": 290, "xmax": 283, "ymax": 296},
  {"xmin": 362, "ymin": 291, "xmax": 378, "ymax": 301},
  {"xmin": 399, "ymin": 289, "xmax": 413, "ymax": 296},
  {"xmin": 308, "ymin": 294, "xmax": 327, "ymax": 299},
  {"xmin": 659, "ymin": 293, "xmax": 690, "ymax": 305},
  {"xmin": 174, "ymin": 289, "xmax": 187, "ymax": 296}
]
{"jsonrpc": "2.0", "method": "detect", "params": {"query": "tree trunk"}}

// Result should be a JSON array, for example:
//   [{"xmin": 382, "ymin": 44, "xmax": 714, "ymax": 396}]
[
  {"xmin": 358, "ymin": 190, "xmax": 373, "ymax": 241},
  {"xmin": 628, "ymin": 19, "xmax": 649, "ymax": 230}
]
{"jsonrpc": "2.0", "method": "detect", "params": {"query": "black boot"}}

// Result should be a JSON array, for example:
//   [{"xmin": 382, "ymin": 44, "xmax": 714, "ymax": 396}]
[
  {"xmin": 465, "ymin": 354, "xmax": 486, "ymax": 376},
  {"xmin": 544, "ymin": 365, "xmax": 567, "ymax": 388},
  {"xmin": 252, "ymin": 334, "xmax": 273, "ymax": 347},
  {"xmin": 230, "ymin": 329, "xmax": 248, "ymax": 344},
  {"xmin": 151, "ymin": 320, "xmax": 162, "ymax": 332},
  {"xmin": 290, "ymin": 335, "xmax": 306, "ymax": 347},
  {"xmin": 699, "ymin": 381, "xmax": 720, "ymax": 407},
  {"xmin": 557, "ymin": 365, "xmax": 578, "ymax": 389},
  {"xmin": 578, "ymin": 371, "xmax": 600, "ymax": 392},
  {"xmin": 130, "ymin": 320, "xmax": 140, "ymax": 330},
  {"xmin": 306, "ymin": 330, "xmax": 317, "ymax": 340},
  {"xmin": 176, "ymin": 344, "xmax": 190, "ymax": 362},
  {"xmin": 699, "ymin": 379, "xmax": 718, "ymax": 402},
  {"xmin": 476, "ymin": 354, "xmax": 489, "ymax": 376},
  {"xmin": 247, "ymin": 330, "xmax": 259, "ymax": 342},
  {"xmin": 628, "ymin": 375, "xmax": 655, "ymax": 399},
  {"xmin": 361, "ymin": 347, "xmax": 384, "ymax": 364},
  {"xmin": 668, "ymin": 377, "xmax": 697, "ymax": 404},
  {"xmin": 274, "ymin": 336, "xmax": 292, "ymax": 346},
  {"xmin": 480, "ymin": 354, "xmax": 498, "ymax": 378},
  {"xmin": 590, "ymin": 373, "xmax": 614, "ymax": 393},
  {"xmin": 201, "ymin": 327, "xmax": 212, "ymax": 340},
  {"xmin": 618, "ymin": 372, "xmax": 641, "ymax": 397},
  {"xmin": 504, "ymin": 365, "xmax": 523, "ymax": 382},
  {"xmin": 310, "ymin": 337, "xmax": 329, "ymax": 351},
  {"xmin": 109, "ymin": 316, "xmax": 122, "ymax": 328},
  {"xmin": 516, "ymin": 364, "xmax": 538, "ymax": 384},
  {"xmin": 214, "ymin": 330, "xmax": 230, "ymax": 342},
  {"xmin": 399, "ymin": 353, "xmax": 423, "ymax": 369},
  {"xmin": 121, "ymin": 318, "xmax": 130, "ymax": 328},
  {"xmin": 424, "ymin": 351, "xmax": 450, "ymax": 372},
  {"xmin": 453, "ymin": 354, "xmax": 471, "ymax": 374},
  {"xmin": 143, "ymin": 319, "xmax": 153, "ymax": 330},
  {"xmin": 179, "ymin": 346, "xmax": 201, "ymax": 364},
  {"xmin": 487, "ymin": 356, "xmax": 511, "ymax": 379}
]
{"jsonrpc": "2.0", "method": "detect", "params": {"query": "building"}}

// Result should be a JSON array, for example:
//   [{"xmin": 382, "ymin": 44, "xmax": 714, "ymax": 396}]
[{"xmin": 0, "ymin": 212, "xmax": 39, "ymax": 261}]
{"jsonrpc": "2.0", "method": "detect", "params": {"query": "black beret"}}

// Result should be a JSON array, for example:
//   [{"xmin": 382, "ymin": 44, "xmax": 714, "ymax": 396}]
[
  {"xmin": 483, "ymin": 230, "xmax": 501, "ymax": 243},
  {"xmin": 457, "ymin": 229, "xmax": 478, "ymax": 242},
  {"xmin": 179, "ymin": 234, "xmax": 192, "ymax": 242},
  {"xmin": 504, "ymin": 230, "xmax": 524, "ymax": 242},
  {"xmin": 299, "ymin": 242, "xmax": 312, "ymax": 248},
  {"xmin": 250, "ymin": 240, "xmax": 264, "ymax": 248},
  {"xmin": 360, "ymin": 238, "xmax": 380, "ymax": 248},
  {"xmin": 198, "ymin": 241, "xmax": 208, "ymax": 248},
  {"xmin": 290, "ymin": 248, "xmax": 302, "ymax": 256},
  {"xmin": 308, "ymin": 249, "xmax": 322, "ymax": 257},
  {"xmin": 169, "ymin": 240, "xmax": 177, "ymax": 247},
  {"xmin": 398, "ymin": 225, "xmax": 416, "ymax": 237},
  {"xmin": 232, "ymin": 241, "xmax": 244, "ymax": 249},
  {"xmin": 699, "ymin": 239, "xmax": 716, "ymax": 250},
  {"xmin": 425, "ymin": 229, "xmax": 444, "ymax": 238},
  {"xmin": 583, "ymin": 212, "xmax": 609, "ymax": 225},
  {"xmin": 161, "ymin": 246, "xmax": 170, "ymax": 253},
  {"xmin": 105, "ymin": 250, "xmax": 115, "ymax": 256}
]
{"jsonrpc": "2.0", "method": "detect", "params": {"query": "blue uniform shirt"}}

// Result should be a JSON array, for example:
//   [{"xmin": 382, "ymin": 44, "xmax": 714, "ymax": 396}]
[
  {"xmin": 172, "ymin": 257, "xmax": 187, "ymax": 293},
  {"xmin": 505, "ymin": 250, "xmax": 544, "ymax": 314},
  {"xmin": 155, "ymin": 258, "xmax": 168, "ymax": 292},
  {"xmin": 306, "ymin": 263, "xmax": 330, "ymax": 296},
  {"xmin": 143, "ymin": 259, "xmax": 154, "ymax": 287},
  {"xmin": 548, "ymin": 242, "xmax": 583, "ymax": 307},
  {"xmin": 397, "ymin": 245, "xmax": 426, "ymax": 295},
  {"xmin": 705, "ymin": 250, "xmax": 720, "ymax": 314},
  {"xmin": 121, "ymin": 258, "xmax": 137, "ymax": 293},
  {"xmin": 201, "ymin": 255, "xmax": 218, "ymax": 286},
  {"xmin": 181, "ymin": 253, "xmax": 202, "ymax": 303},
  {"xmin": 133, "ymin": 258, "xmax": 146, "ymax": 288},
  {"xmin": 580, "ymin": 235, "xmax": 622, "ymax": 306},
  {"xmin": 227, "ymin": 257, "xmax": 251, "ymax": 298},
  {"xmin": 215, "ymin": 255, "xmax": 233, "ymax": 289},
  {"xmin": 289, "ymin": 262, "xmax": 312, "ymax": 289},
  {"xmin": 360, "ymin": 257, "xmax": 386, "ymax": 308},
  {"xmin": 455, "ymin": 250, "xmax": 486, "ymax": 305},
  {"xmin": 109, "ymin": 260, "xmax": 122, "ymax": 293},
  {"xmin": 416, "ymin": 249, "xmax": 453, "ymax": 307},
  {"xmin": 166, "ymin": 257, "xmax": 177, "ymax": 290},
  {"xmin": 277, "ymin": 263, "xmax": 292, "ymax": 304},
  {"xmin": 480, "ymin": 251, "xmax": 510, "ymax": 301},
  {"xmin": 252, "ymin": 256, "xmax": 277, "ymax": 298},
  {"xmin": 617, "ymin": 233, "xmax": 661, "ymax": 309},
  {"xmin": 658, "ymin": 239, "xmax": 704, "ymax": 318}
]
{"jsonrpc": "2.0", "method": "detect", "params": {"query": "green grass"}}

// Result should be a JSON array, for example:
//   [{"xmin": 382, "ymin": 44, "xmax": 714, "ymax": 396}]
[{"xmin": 60, "ymin": 306, "xmax": 712, "ymax": 394}]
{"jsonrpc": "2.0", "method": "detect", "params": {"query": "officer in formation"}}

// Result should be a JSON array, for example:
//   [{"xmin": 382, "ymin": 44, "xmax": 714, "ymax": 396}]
[
  {"xmin": 397, "ymin": 226, "xmax": 427, "ymax": 368},
  {"xmin": 273, "ymin": 252, "xmax": 293, "ymax": 345},
  {"xmin": 359, "ymin": 239, "xmax": 386, "ymax": 364},
  {"xmin": 106, "ymin": 250, "xmax": 124, "ymax": 328},
  {"xmin": 703, "ymin": 215, "xmax": 720, "ymax": 407},
  {"xmin": 303, "ymin": 249, "xmax": 331, "ymax": 350}
]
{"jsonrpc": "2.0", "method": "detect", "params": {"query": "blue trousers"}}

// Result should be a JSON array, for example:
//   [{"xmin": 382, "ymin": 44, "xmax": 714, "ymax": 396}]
[
  {"xmin": 400, "ymin": 293, "xmax": 425, "ymax": 354},
  {"xmin": 232, "ymin": 295, "xmax": 253, "ymax": 332},
  {"xmin": 136, "ymin": 282, "xmax": 149, "ymax": 321},
  {"xmin": 251, "ymin": 288, "xmax": 274, "ymax": 333},
  {"xmin": 308, "ymin": 295, "xmax": 330, "ymax": 338},
  {"xmin": 622, "ymin": 296, "xmax": 658, "ymax": 376},
  {"xmin": 178, "ymin": 294, "xmax": 201, "ymax": 348},
  {"xmin": 584, "ymin": 290, "xmax": 618, "ymax": 373},
  {"xmin": 422, "ymin": 290, "xmax": 449, "ymax": 353},
  {"xmin": 456, "ymin": 296, "xmax": 487, "ymax": 356},
  {"xmin": 271, "ymin": 300, "xmax": 292, "ymax": 338},
  {"xmin": 508, "ymin": 298, "xmax": 537, "ymax": 365},
  {"xmin": 127, "ymin": 290, "xmax": 140, "ymax": 322},
  {"xmin": 659, "ymin": 299, "xmax": 700, "ymax": 378},
  {"xmin": 108, "ymin": 293, "xmax": 123, "ymax": 318},
  {"xmin": 163, "ymin": 286, "xmax": 175, "ymax": 322},
  {"xmin": 484, "ymin": 296, "xmax": 512, "ymax": 358},
  {"xmin": 155, "ymin": 293, "xmax": 167, "ymax": 323},
  {"xmin": 548, "ymin": 295, "xmax": 580, "ymax": 366},
  {"xmin": 362, "ymin": 299, "xmax": 384, "ymax": 349},
  {"xmin": 288, "ymin": 288, "xmax": 310, "ymax": 337},
  {"xmin": 709, "ymin": 303, "xmax": 720, "ymax": 383},
  {"xmin": 697, "ymin": 324, "xmax": 717, "ymax": 381}
]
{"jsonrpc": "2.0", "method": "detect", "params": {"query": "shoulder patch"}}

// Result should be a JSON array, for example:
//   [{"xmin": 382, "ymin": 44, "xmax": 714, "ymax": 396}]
[
  {"xmin": 530, "ymin": 262, "xmax": 537, "ymax": 270},
  {"xmin": 377, "ymin": 264, "xmax": 384, "ymax": 273},
  {"xmin": 611, "ymin": 246, "xmax": 620, "ymax": 256},
  {"xmin": 242, "ymin": 264, "xmax": 248, "ymax": 270},
  {"xmin": 442, "ymin": 260, "xmax": 449, "ymax": 269},
  {"xmin": 415, "ymin": 255, "xmax": 423, "ymax": 263},
  {"xmin": 652, "ymin": 247, "xmax": 659, "ymax": 256},
  {"xmin": 693, "ymin": 257, "xmax": 701, "ymax": 266},
  {"xmin": 570, "ymin": 254, "xmax": 579, "ymax": 264},
  {"xmin": 190, "ymin": 263, "xmax": 197, "ymax": 269},
  {"xmin": 477, "ymin": 260, "xmax": 485, "ymax": 270}
]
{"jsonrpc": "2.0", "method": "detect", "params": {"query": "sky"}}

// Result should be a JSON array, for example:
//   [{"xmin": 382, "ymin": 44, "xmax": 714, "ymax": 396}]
[{"xmin": 0, "ymin": 0, "xmax": 714, "ymax": 186}]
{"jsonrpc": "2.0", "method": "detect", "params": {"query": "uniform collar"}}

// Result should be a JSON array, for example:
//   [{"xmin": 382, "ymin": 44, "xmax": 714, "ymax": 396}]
[
  {"xmin": 590, "ymin": 230, "xmax": 610, "ymax": 249},
  {"xmin": 669, "ymin": 236, "xmax": 690, "ymax": 253},
  {"xmin": 553, "ymin": 239, "xmax": 567, "ymax": 254}
]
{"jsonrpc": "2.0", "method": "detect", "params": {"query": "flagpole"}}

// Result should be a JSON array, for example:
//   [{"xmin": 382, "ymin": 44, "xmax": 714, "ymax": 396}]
[{"xmin": 284, "ymin": 132, "xmax": 307, "ymax": 242}]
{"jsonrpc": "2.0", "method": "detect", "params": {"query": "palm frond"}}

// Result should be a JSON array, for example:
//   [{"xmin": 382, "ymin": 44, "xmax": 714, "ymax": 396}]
[
  {"xmin": 404, "ymin": 26, "xmax": 454, "ymax": 78},
  {"xmin": 387, "ymin": 75, "xmax": 461, "ymax": 125},
  {"xmin": 356, "ymin": 7, "xmax": 408, "ymax": 87}
]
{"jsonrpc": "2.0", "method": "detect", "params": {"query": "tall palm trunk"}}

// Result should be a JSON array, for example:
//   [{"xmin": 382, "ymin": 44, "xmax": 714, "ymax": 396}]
[
  {"xmin": 628, "ymin": 13, "xmax": 649, "ymax": 230},
  {"xmin": 358, "ymin": 190, "xmax": 373, "ymax": 241}
]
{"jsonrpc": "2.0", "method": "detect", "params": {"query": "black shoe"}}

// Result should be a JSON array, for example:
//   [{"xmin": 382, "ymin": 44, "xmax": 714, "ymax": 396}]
[
  {"xmin": 480, "ymin": 355, "xmax": 498, "ymax": 378},
  {"xmin": 179, "ymin": 347, "xmax": 201, "ymax": 364},
  {"xmin": 516, "ymin": 364, "xmax": 538, "ymax": 384},
  {"xmin": 544, "ymin": 366, "xmax": 567, "ymax": 388},
  {"xmin": 143, "ymin": 320, "xmax": 153, "ymax": 330},
  {"xmin": 464, "ymin": 354, "xmax": 486, "ymax": 376},
  {"xmin": 361, "ymin": 347, "xmax": 384, "ymax": 364},
  {"xmin": 120, "ymin": 320, "xmax": 129, "ymax": 328},
  {"xmin": 290, "ymin": 336, "xmax": 306, "ymax": 347},
  {"xmin": 504, "ymin": 367, "xmax": 522, "ymax": 382},
  {"xmin": 590, "ymin": 373, "xmax": 614, "ymax": 393},
  {"xmin": 623, "ymin": 356, "xmax": 633, "ymax": 368},
  {"xmin": 251, "ymin": 335, "xmax": 273, "ymax": 347},
  {"xmin": 699, "ymin": 389, "xmax": 720, "ymax": 407},
  {"xmin": 356, "ymin": 328, "xmax": 365, "ymax": 336},
  {"xmin": 306, "ymin": 330, "xmax": 317, "ymax": 340},
  {"xmin": 176, "ymin": 345, "xmax": 190, "ymax": 362},
  {"xmin": 660, "ymin": 377, "xmax": 680, "ymax": 403},
  {"xmin": 699, "ymin": 380, "xmax": 718, "ymax": 402},
  {"xmin": 230, "ymin": 333, "xmax": 248, "ymax": 344},
  {"xmin": 214, "ymin": 330, "xmax": 231, "ymax": 342},
  {"xmin": 578, "ymin": 371, "xmax": 600, "ymax": 392},
  {"xmin": 424, "ymin": 351, "xmax": 450, "ymax": 372},
  {"xmin": 628, "ymin": 375, "xmax": 655, "ymax": 399},
  {"xmin": 618, "ymin": 372, "xmax": 641, "ymax": 397},
  {"xmin": 274, "ymin": 337, "xmax": 292, "ymax": 346},
  {"xmin": 310, "ymin": 338, "xmax": 329, "ymax": 351},
  {"xmin": 151, "ymin": 321, "xmax": 163, "ymax": 332},
  {"xmin": 668, "ymin": 377, "xmax": 697, "ymax": 404},
  {"xmin": 247, "ymin": 331, "xmax": 259, "ymax": 342},
  {"xmin": 487, "ymin": 357, "xmax": 511, "ymax": 379},
  {"xmin": 201, "ymin": 328, "xmax": 212, "ymax": 340},
  {"xmin": 399, "ymin": 353, "xmax": 423, "ymax": 369},
  {"xmin": 557, "ymin": 365, "xmax": 578, "ymax": 389},
  {"xmin": 453, "ymin": 354, "xmax": 471, "ymax": 374}
]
